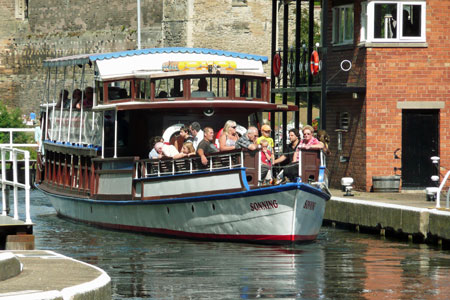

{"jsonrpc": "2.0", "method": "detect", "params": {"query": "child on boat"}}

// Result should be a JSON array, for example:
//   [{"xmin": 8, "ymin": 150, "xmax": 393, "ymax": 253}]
[
  {"xmin": 260, "ymin": 139, "xmax": 274, "ymax": 185},
  {"xmin": 256, "ymin": 124, "xmax": 274, "ymax": 152}
]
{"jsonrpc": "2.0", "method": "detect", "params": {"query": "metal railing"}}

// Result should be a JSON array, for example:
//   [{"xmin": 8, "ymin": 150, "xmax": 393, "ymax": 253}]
[
  {"xmin": 0, "ymin": 128, "xmax": 38, "ymax": 148},
  {"xmin": 436, "ymin": 170, "xmax": 450, "ymax": 209},
  {"xmin": 138, "ymin": 151, "xmax": 245, "ymax": 178},
  {"xmin": 0, "ymin": 147, "xmax": 32, "ymax": 224}
]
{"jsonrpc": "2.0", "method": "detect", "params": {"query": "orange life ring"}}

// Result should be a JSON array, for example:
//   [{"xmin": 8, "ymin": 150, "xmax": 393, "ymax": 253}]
[
  {"xmin": 273, "ymin": 53, "xmax": 281, "ymax": 77},
  {"xmin": 310, "ymin": 50, "xmax": 319, "ymax": 76}
]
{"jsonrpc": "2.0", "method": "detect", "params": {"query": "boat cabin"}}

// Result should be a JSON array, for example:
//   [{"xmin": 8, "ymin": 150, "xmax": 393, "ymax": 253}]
[{"xmin": 36, "ymin": 48, "xmax": 326, "ymax": 199}]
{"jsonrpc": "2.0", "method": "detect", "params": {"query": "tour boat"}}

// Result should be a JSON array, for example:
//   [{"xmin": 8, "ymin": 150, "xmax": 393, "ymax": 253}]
[{"xmin": 35, "ymin": 47, "xmax": 330, "ymax": 244}]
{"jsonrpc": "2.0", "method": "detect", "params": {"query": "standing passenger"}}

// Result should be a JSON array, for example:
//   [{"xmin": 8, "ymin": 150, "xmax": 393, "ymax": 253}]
[{"xmin": 189, "ymin": 122, "xmax": 204, "ymax": 150}]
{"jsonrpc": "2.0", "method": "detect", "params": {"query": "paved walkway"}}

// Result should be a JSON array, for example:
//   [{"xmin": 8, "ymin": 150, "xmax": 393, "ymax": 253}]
[
  {"xmin": 0, "ymin": 250, "xmax": 111, "ymax": 300},
  {"xmin": 329, "ymin": 188, "xmax": 448, "ymax": 209}
]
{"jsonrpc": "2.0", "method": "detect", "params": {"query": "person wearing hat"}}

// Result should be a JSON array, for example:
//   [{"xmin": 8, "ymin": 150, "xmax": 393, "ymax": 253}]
[{"xmin": 256, "ymin": 124, "xmax": 274, "ymax": 152}]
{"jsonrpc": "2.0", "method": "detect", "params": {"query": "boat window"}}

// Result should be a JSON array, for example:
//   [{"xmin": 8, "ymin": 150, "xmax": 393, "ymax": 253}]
[
  {"xmin": 135, "ymin": 79, "xmax": 151, "ymax": 100},
  {"xmin": 107, "ymin": 81, "xmax": 131, "ymax": 101},
  {"xmin": 154, "ymin": 78, "xmax": 183, "ymax": 98},
  {"xmin": 235, "ymin": 78, "xmax": 261, "ymax": 99}
]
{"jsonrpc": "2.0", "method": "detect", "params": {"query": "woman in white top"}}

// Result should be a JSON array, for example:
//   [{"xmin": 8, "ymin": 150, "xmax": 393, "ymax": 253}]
[{"xmin": 219, "ymin": 120, "xmax": 239, "ymax": 151}]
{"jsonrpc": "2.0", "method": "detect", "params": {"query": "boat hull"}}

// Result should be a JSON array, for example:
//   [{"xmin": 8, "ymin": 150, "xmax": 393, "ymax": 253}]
[{"xmin": 38, "ymin": 183, "xmax": 329, "ymax": 244}]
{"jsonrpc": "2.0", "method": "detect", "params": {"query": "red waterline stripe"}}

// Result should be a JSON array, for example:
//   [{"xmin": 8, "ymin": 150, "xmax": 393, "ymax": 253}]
[{"xmin": 60, "ymin": 214, "xmax": 317, "ymax": 243}]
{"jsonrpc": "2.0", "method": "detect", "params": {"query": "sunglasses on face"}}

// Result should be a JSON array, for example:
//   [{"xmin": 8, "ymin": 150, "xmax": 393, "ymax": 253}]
[{"xmin": 231, "ymin": 126, "xmax": 237, "ymax": 129}]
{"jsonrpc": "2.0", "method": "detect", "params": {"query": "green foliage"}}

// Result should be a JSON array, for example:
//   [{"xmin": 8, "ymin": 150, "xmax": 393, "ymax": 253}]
[
  {"xmin": 296, "ymin": 7, "xmax": 321, "ymax": 47},
  {"xmin": 0, "ymin": 103, "xmax": 36, "ymax": 158}
]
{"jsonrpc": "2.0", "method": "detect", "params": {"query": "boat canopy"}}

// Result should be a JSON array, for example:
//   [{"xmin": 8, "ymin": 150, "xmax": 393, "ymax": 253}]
[{"xmin": 43, "ymin": 47, "xmax": 268, "ymax": 80}]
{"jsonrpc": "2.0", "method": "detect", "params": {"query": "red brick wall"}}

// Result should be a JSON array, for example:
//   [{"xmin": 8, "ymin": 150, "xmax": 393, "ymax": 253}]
[
  {"xmin": 326, "ymin": 0, "xmax": 450, "ymax": 191},
  {"xmin": 365, "ymin": 0, "xmax": 450, "ymax": 190}
]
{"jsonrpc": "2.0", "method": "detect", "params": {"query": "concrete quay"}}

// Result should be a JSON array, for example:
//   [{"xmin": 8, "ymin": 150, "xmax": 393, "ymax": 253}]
[
  {"xmin": 325, "ymin": 188, "xmax": 450, "ymax": 248},
  {"xmin": 0, "ymin": 250, "xmax": 111, "ymax": 300}
]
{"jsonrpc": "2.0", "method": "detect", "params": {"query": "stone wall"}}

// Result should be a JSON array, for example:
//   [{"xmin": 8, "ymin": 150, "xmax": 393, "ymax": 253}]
[
  {"xmin": 1, "ymin": 0, "xmax": 316, "ymax": 116},
  {"xmin": 0, "ymin": 0, "xmax": 163, "ymax": 113}
]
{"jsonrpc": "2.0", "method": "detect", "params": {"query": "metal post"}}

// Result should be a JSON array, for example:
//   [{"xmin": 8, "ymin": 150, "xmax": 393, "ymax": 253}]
[
  {"xmin": 12, "ymin": 151, "xmax": 18, "ymax": 220},
  {"xmin": 282, "ymin": 1, "xmax": 289, "ymax": 152},
  {"xmin": 24, "ymin": 150, "xmax": 31, "ymax": 224},
  {"xmin": 68, "ymin": 65, "xmax": 76, "ymax": 142},
  {"xmin": 114, "ymin": 110, "xmax": 118, "ymax": 158},
  {"xmin": 51, "ymin": 67, "xmax": 58, "ymax": 140},
  {"xmin": 58, "ymin": 66, "xmax": 67, "ymax": 142},
  {"xmin": 298, "ymin": 149, "xmax": 302, "ymax": 181},
  {"xmin": 137, "ymin": 0, "xmax": 141, "ymax": 49},
  {"xmin": 101, "ymin": 111, "xmax": 105, "ymax": 158},
  {"xmin": 320, "ymin": 0, "xmax": 328, "ymax": 130},
  {"xmin": 78, "ymin": 65, "xmax": 86, "ymax": 145},
  {"xmin": 1, "ymin": 149, "xmax": 6, "ymax": 216}
]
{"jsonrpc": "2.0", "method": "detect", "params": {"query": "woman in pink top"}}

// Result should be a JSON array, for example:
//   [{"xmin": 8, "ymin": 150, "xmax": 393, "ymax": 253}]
[{"xmin": 293, "ymin": 125, "xmax": 324, "ymax": 162}]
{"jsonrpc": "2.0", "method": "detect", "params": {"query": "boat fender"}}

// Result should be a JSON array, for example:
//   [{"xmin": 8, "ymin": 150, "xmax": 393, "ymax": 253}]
[
  {"xmin": 310, "ymin": 51, "xmax": 319, "ymax": 76},
  {"xmin": 162, "ymin": 123, "xmax": 185, "ymax": 143},
  {"xmin": 273, "ymin": 53, "xmax": 281, "ymax": 77}
]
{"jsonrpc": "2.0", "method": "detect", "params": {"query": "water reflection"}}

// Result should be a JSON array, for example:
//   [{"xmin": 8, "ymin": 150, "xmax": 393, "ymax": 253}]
[{"xmin": 27, "ymin": 190, "xmax": 449, "ymax": 299}]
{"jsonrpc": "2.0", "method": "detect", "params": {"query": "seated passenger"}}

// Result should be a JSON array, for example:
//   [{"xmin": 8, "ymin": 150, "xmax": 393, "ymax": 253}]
[
  {"xmin": 72, "ymin": 89, "xmax": 82, "ymax": 109},
  {"xmin": 197, "ymin": 127, "xmax": 219, "ymax": 166},
  {"xmin": 56, "ymin": 90, "xmax": 70, "ymax": 109},
  {"xmin": 235, "ymin": 126, "xmax": 258, "ymax": 151},
  {"xmin": 293, "ymin": 125, "xmax": 324, "ymax": 162},
  {"xmin": 149, "ymin": 136, "xmax": 164, "ymax": 159},
  {"xmin": 256, "ymin": 124, "xmax": 274, "ymax": 152},
  {"xmin": 173, "ymin": 142, "xmax": 196, "ymax": 159},
  {"xmin": 157, "ymin": 91, "xmax": 168, "ymax": 98},
  {"xmin": 191, "ymin": 78, "xmax": 215, "ymax": 97},
  {"xmin": 76, "ymin": 86, "xmax": 93, "ymax": 109},
  {"xmin": 219, "ymin": 120, "xmax": 239, "ymax": 151},
  {"xmin": 151, "ymin": 142, "xmax": 179, "ymax": 159}
]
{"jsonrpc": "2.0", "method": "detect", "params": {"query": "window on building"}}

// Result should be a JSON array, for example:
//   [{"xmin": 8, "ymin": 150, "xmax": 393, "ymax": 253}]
[
  {"xmin": 363, "ymin": 1, "xmax": 426, "ymax": 43},
  {"xmin": 15, "ymin": 0, "xmax": 28, "ymax": 20},
  {"xmin": 332, "ymin": 4, "xmax": 354, "ymax": 45}
]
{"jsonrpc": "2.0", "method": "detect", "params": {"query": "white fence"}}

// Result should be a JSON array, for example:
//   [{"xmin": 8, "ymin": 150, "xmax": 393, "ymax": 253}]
[
  {"xmin": 0, "ymin": 128, "xmax": 38, "ymax": 148},
  {"xmin": 0, "ymin": 147, "xmax": 32, "ymax": 224}
]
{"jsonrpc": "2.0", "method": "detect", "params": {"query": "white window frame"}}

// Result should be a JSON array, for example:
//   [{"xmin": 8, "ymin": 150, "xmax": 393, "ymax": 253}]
[
  {"xmin": 360, "ymin": 2, "xmax": 368, "ymax": 42},
  {"xmin": 332, "ymin": 4, "xmax": 354, "ymax": 46},
  {"xmin": 365, "ymin": 1, "xmax": 426, "ymax": 43}
]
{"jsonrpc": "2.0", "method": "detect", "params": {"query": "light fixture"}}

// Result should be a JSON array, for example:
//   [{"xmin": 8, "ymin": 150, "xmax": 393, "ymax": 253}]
[{"xmin": 352, "ymin": 92, "xmax": 358, "ymax": 99}]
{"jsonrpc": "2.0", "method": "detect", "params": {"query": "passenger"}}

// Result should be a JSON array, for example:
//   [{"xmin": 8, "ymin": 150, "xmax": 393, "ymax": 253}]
[
  {"xmin": 149, "ymin": 136, "xmax": 164, "ymax": 159},
  {"xmin": 219, "ymin": 120, "xmax": 239, "ymax": 151},
  {"xmin": 256, "ymin": 124, "xmax": 274, "ymax": 152},
  {"xmin": 72, "ymin": 89, "xmax": 82, "ymax": 109},
  {"xmin": 173, "ymin": 142, "xmax": 196, "ymax": 159},
  {"xmin": 76, "ymin": 86, "xmax": 93, "ymax": 109},
  {"xmin": 273, "ymin": 128, "xmax": 300, "ymax": 165},
  {"xmin": 316, "ymin": 129, "xmax": 331, "ymax": 156},
  {"xmin": 174, "ymin": 126, "xmax": 193, "ymax": 152},
  {"xmin": 197, "ymin": 127, "xmax": 219, "ymax": 166},
  {"xmin": 189, "ymin": 122, "xmax": 204, "ymax": 150},
  {"xmin": 56, "ymin": 90, "xmax": 70, "ymax": 108},
  {"xmin": 293, "ymin": 125, "xmax": 324, "ymax": 162},
  {"xmin": 235, "ymin": 126, "xmax": 258, "ymax": 151},
  {"xmin": 197, "ymin": 78, "xmax": 208, "ymax": 91},
  {"xmin": 260, "ymin": 139, "xmax": 274, "ymax": 184},
  {"xmin": 157, "ymin": 91, "xmax": 168, "ymax": 98},
  {"xmin": 273, "ymin": 128, "xmax": 301, "ymax": 182},
  {"xmin": 151, "ymin": 142, "xmax": 179, "ymax": 159}
]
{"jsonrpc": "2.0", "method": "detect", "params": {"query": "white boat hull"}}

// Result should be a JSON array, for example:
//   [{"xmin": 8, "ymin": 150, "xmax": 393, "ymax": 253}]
[{"xmin": 39, "ymin": 183, "xmax": 328, "ymax": 244}]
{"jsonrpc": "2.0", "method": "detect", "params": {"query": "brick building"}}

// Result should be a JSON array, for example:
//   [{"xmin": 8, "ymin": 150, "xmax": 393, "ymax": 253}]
[{"xmin": 323, "ymin": 0, "xmax": 450, "ymax": 191}]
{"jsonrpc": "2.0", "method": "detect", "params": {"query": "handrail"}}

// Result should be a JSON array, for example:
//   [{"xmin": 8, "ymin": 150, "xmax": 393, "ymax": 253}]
[
  {"xmin": 0, "ymin": 147, "xmax": 32, "ymax": 224},
  {"xmin": 138, "ymin": 151, "xmax": 244, "ymax": 178},
  {"xmin": 436, "ymin": 170, "xmax": 450, "ymax": 209},
  {"xmin": 0, "ymin": 128, "xmax": 38, "ymax": 148}
]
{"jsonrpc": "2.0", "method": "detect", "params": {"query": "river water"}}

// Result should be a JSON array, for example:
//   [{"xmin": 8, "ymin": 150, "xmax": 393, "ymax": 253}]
[{"xmin": 24, "ymin": 190, "xmax": 450, "ymax": 299}]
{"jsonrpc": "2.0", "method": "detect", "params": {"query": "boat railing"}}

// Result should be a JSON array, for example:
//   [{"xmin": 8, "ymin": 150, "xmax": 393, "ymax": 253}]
[
  {"xmin": 435, "ymin": 170, "xmax": 450, "ymax": 209},
  {"xmin": 0, "ymin": 147, "xmax": 32, "ymax": 224},
  {"xmin": 137, "ymin": 151, "xmax": 245, "ymax": 178}
]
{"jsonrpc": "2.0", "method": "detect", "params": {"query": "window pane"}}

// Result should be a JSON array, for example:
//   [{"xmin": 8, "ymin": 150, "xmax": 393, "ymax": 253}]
[
  {"xmin": 345, "ymin": 7, "xmax": 354, "ymax": 41},
  {"xmin": 340, "ymin": 8, "xmax": 345, "ymax": 42},
  {"xmin": 402, "ymin": 5, "xmax": 421, "ymax": 37},
  {"xmin": 108, "ymin": 81, "xmax": 131, "ymax": 101},
  {"xmin": 155, "ymin": 78, "xmax": 183, "ymax": 98},
  {"xmin": 374, "ymin": 3, "xmax": 397, "ymax": 39}
]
